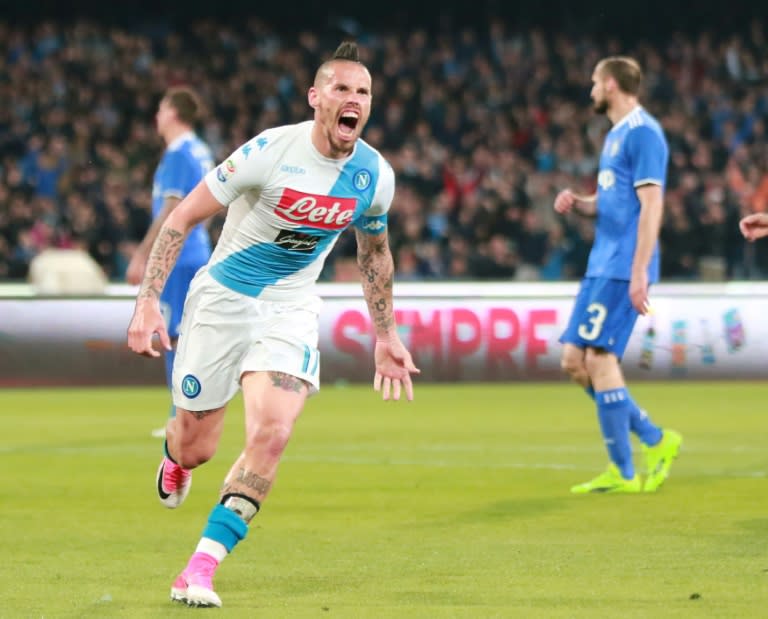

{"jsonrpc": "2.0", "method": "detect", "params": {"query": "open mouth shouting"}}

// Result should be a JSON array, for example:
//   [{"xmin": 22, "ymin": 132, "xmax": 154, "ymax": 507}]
[{"xmin": 337, "ymin": 109, "xmax": 360, "ymax": 141}]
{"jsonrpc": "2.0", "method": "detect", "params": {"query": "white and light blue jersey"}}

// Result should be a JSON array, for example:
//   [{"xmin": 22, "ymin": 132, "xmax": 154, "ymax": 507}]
[
  {"xmin": 587, "ymin": 106, "xmax": 668, "ymax": 283},
  {"xmin": 152, "ymin": 131, "xmax": 214, "ymax": 266},
  {"xmin": 203, "ymin": 121, "xmax": 394, "ymax": 300}
]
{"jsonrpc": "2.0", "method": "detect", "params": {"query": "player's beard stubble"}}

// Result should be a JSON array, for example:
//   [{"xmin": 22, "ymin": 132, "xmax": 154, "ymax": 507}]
[{"xmin": 593, "ymin": 98, "xmax": 609, "ymax": 115}]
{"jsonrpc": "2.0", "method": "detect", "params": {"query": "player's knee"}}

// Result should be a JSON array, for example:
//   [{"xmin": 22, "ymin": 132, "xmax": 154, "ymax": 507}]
[
  {"xmin": 560, "ymin": 352, "xmax": 585, "ymax": 379},
  {"xmin": 176, "ymin": 442, "xmax": 216, "ymax": 469},
  {"xmin": 584, "ymin": 348, "xmax": 616, "ymax": 377},
  {"xmin": 246, "ymin": 419, "xmax": 294, "ymax": 461}
]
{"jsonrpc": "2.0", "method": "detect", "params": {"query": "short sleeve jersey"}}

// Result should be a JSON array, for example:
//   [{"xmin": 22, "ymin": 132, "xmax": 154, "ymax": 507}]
[
  {"xmin": 153, "ymin": 131, "xmax": 214, "ymax": 266},
  {"xmin": 587, "ymin": 106, "xmax": 669, "ymax": 283},
  {"xmin": 203, "ymin": 121, "xmax": 395, "ymax": 300}
]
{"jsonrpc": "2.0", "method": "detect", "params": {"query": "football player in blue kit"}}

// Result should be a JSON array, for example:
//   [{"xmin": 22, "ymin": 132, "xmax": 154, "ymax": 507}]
[
  {"xmin": 554, "ymin": 56, "xmax": 682, "ymax": 494},
  {"xmin": 127, "ymin": 87, "xmax": 214, "ymax": 439}
]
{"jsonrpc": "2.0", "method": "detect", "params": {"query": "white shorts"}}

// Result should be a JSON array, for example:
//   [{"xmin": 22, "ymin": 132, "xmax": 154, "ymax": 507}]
[{"xmin": 172, "ymin": 270, "xmax": 322, "ymax": 411}]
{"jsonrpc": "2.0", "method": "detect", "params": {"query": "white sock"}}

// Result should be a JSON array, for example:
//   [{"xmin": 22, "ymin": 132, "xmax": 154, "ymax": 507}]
[{"xmin": 195, "ymin": 537, "xmax": 228, "ymax": 562}]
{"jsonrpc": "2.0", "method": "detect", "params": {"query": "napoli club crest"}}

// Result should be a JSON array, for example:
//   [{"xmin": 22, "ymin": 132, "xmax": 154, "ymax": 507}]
[
  {"xmin": 181, "ymin": 374, "xmax": 201, "ymax": 398},
  {"xmin": 353, "ymin": 169, "xmax": 371, "ymax": 191}
]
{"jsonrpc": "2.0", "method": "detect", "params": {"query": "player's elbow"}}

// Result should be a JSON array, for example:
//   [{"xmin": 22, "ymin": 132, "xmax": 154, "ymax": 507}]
[{"xmin": 169, "ymin": 203, "xmax": 205, "ymax": 234}]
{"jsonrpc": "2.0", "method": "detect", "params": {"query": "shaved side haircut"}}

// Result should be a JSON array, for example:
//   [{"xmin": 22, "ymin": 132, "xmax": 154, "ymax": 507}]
[{"xmin": 314, "ymin": 41, "xmax": 363, "ymax": 85}]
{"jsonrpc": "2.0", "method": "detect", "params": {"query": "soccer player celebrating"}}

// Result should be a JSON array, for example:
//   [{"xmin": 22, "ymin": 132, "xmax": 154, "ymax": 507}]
[
  {"xmin": 127, "ymin": 42, "xmax": 419, "ymax": 607},
  {"xmin": 553, "ymin": 56, "xmax": 682, "ymax": 494},
  {"xmin": 126, "ymin": 87, "xmax": 214, "ymax": 438}
]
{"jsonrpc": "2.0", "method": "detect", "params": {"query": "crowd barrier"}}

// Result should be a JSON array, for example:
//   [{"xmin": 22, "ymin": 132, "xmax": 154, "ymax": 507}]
[{"xmin": 0, "ymin": 282, "xmax": 766, "ymax": 386}]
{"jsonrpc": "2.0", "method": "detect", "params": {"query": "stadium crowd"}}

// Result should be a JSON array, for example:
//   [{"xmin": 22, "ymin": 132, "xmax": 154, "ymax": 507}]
[{"xmin": 1, "ymin": 16, "xmax": 768, "ymax": 283}]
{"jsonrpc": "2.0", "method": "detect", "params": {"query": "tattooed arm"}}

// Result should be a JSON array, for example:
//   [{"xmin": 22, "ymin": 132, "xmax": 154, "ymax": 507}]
[
  {"xmin": 127, "ymin": 181, "xmax": 224, "ymax": 357},
  {"xmin": 355, "ymin": 228, "xmax": 420, "ymax": 401},
  {"xmin": 355, "ymin": 228, "xmax": 396, "ymax": 339},
  {"xmin": 125, "ymin": 196, "xmax": 181, "ymax": 285}
]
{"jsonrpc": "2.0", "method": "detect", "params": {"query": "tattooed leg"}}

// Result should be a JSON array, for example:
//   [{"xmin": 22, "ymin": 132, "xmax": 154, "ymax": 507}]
[
  {"xmin": 190, "ymin": 409, "xmax": 219, "ymax": 421},
  {"xmin": 219, "ymin": 371, "xmax": 309, "ymax": 508},
  {"xmin": 268, "ymin": 371, "xmax": 309, "ymax": 393}
]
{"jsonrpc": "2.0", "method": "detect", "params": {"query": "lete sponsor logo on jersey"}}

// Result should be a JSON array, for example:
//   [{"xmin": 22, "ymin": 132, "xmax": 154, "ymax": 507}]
[{"xmin": 275, "ymin": 188, "xmax": 357, "ymax": 230}]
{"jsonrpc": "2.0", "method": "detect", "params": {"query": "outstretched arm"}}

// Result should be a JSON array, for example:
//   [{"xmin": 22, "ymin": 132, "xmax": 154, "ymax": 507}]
[
  {"xmin": 127, "ymin": 181, "xmax": 223, "ymax": 357},
  {"xmin": 355, "ymin": 228, "xmax": 420, "ymax": 401}
]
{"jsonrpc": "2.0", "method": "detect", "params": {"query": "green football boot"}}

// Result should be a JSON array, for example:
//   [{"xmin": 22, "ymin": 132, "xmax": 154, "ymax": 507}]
[
  {"xmin": 642, "ymin": 429, "xmax": 683, "ymax": 492},
  {"xmin": 570, "ymin": 464, "xmax": 642, "ymax": 494}
]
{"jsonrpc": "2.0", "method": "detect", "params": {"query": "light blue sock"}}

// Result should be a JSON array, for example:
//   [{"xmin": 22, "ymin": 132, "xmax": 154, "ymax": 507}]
[
  {"xmin": 585, "ymin": 385, "xmax": 595, "ymax": 400},
  {"xmin": 595, "ymin": 388, "xmax": 634, "ymax": 479},
  {"xmin": 201, "ymin": 504, "xmax": 248, "ymax": 553}
]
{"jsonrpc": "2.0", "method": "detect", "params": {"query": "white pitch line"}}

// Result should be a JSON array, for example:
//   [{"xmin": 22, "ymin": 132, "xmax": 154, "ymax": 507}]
[
  {"xmin": 298, "ymin": 443, "xmax": 767, "ymax": 454},
  {"xmin": 282, "ymin": 453, "xmax": 768, "ymax": 477},
  {"xmin": 283, "ymin": 454, "xmax": 579, "ymax": 470},
  {"xmin": 0, "ymin": 444, "xmax": 765, "ymax": 477}
]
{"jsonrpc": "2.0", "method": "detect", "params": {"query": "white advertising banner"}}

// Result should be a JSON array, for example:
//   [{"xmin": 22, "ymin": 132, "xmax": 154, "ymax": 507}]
[{"xmin": 0, "ymin": 282, "xmax": 765, "ymax": 386}]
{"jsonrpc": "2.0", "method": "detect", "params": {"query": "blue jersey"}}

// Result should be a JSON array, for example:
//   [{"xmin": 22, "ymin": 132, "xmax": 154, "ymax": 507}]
[
  {"xmin": 587, "ymin": 106, "xmax": 668, "ymax": 283},
  {"xmin": 152, "ymin": 131, "xmax": 214, "ymax": 266}
]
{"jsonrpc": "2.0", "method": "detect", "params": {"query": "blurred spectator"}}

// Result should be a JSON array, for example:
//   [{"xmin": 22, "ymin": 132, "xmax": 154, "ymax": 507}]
[
  {"xmin": 1, "ymin": 16, "xmax": 768, "ymax": 283},
  {"xmin": 468, "ymin": 234, "xmax": 518, "ymax": 280},
  {"xmin": 660, "ymin": 194, "xmax": 699, "ymax": 279}
]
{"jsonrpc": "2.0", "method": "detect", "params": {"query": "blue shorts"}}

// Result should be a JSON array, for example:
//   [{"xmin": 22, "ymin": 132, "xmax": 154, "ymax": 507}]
[
  {"xmin": 161, "ymin": 263, "xmax": 204, "ymax": 339},
  {"xmin": 559, "ymin": 278, "xmax": 639, "ymax": 358}
]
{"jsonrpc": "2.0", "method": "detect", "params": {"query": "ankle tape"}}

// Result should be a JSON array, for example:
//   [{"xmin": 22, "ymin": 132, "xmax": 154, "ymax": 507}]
[{"xmin": 221, "ymin": 493, "xmax": 261, "ymax": 523}]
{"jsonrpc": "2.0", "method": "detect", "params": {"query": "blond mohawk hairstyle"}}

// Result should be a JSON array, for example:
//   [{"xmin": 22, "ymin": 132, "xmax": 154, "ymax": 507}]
[{"xmin": 331, "ymin": 41, "xmax": 360, "ymax": 62}]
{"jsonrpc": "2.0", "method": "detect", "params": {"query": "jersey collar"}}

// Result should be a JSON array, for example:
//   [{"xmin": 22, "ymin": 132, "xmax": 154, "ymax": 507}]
[
  {"xmin": 611, "ymin": 105, "xmax": 643, "ymax": 132},
  {"xmin": 166, "ymin": 130, "xmax": 195, "ymax": 151}
]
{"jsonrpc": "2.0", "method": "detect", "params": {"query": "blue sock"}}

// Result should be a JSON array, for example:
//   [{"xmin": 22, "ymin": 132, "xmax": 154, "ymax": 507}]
[
  {"xmin": 588, "ymin": 384, "xmax": 662, "ymax": 446},
  {"xmin": 595, "ymin": 388, "xmax": 634, "ymax": 479},
  {"xmin": 164, "ymin": 349, "xmax": 176, "ymax": 419},
  {"xmin": 161, "ymin": 349, "xmax": 176, "ymax": 456},
  {"xmin": 164, "ymin": 348, "xmax": 176, "ymax": 388},
  {"xmin": 202, "ymin": 504, "xmax": 249, "ymax": 553},
  {"xmin": 627, "ymin": 401, "xmax": 663, "ymax": 446}
]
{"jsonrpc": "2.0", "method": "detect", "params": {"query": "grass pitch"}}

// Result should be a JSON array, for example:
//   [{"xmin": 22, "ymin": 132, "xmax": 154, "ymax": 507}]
[{"xmin": 1, "ymin": 382, "xmax": 767, "ymax": 618}]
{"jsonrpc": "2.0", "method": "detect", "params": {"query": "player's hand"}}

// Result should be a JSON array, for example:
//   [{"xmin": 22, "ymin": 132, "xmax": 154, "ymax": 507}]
[
  {"xmin": 373, "ymin": 336, "xmax": 420, "ymax": 402},
  {"xmin": 629, "ymin": 270, "xmax": 650, "ymax": 315},
  {"xmin": 739, "ymin": 213, "xmax": 768, "ymax": 242},
  {"xmin": 553, "ymin": 189, "xmax": 576, "ymax": 214},
  {"xmin": 126, "ymin": 255, "xmax": 147, "ymax": 286},
  {"xmin": 127, "ymin": 300, "xmax": 171, "ymax": 358}
]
